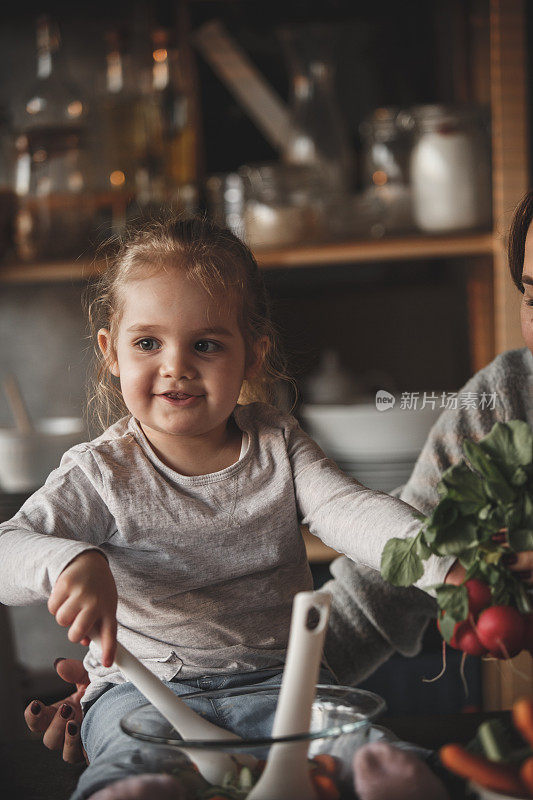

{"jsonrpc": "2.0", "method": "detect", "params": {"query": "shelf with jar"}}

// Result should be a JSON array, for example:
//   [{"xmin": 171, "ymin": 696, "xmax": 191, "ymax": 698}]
[{"xmin": 0, "ymin": 7, "xmax": 500, "ymax": 283}]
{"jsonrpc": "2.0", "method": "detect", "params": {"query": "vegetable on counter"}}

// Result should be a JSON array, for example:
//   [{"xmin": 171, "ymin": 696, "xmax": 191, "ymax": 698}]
[
  {"xmin": 439, "ymin": 698, "xmax": 533, "ymax": 798},
  {"xmin": 440, "ymin": 744, "xmax": 526, "ymax": 796},
  {"xmin": 380, "ymin": 421, "xmax": 533, "ymax": 658}
]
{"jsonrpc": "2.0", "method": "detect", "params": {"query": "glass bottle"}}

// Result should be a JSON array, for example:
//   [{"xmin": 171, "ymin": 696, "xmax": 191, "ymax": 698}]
[
  {"xmin": 359, "ymin": 107, "xmax": 413, "ymax": 235},
  {"xmin": 279, "ymin": 24, "xmax": 353, "ymax": 196},
  {"xmin": 359, "ymin": 108, "xmax": 410, "ymax": 189},
  {"xmin": 14, "ymin": 16, "xmax": 92, "ymax": 262},
  {"xmin": 150, "ymin": 27, "xmax": 198, "ymax": 213},
  {"xmin": 93, "ymin": 28, "xmax": 141, "ymax": 236}
]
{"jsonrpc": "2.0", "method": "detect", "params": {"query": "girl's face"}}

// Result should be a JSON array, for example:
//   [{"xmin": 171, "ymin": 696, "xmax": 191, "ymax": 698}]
[
  {"xmin": 98, "ymin": 268, "xmax": 257, "ymax": 452},
  {"xmin": 521, "ymin": 223, "xmax": 533, "ymax": 356}
]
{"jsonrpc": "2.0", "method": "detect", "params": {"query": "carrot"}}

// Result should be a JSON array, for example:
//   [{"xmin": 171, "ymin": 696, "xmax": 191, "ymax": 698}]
[
  {"xmin": 520, "ymin": 757, "xmax": 533, "ymax": 795},
  {"xmin": 513, "ymin": 698, "xmax": 533, "ymax": 748},
  {"xmin": 440, "ymin": 743, "xmax": 526, "ymax": 795},
  {"xmin": 312, "ymin": 754, "xmax": 340, "ymax": 776},
  {"xmin": 311, "ymin": 772, "xmax": 340, "ymax": 800}
]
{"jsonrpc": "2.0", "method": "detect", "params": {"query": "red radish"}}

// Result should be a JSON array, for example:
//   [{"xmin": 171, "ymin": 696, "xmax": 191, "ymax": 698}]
[
  {"xmin": 476, "ymin": 606, "xmax": 526, "ymax": 659},
  {"xmin": 454, "ymin": 624, "xmax": 487, "ymax": 657},
  {"xmin": 438, "ymin": 616, "xmax": 485, "ymax": 654},
  {"xmin": 465, "ymin": 579, "xmax": 492, "ymax": 618}
]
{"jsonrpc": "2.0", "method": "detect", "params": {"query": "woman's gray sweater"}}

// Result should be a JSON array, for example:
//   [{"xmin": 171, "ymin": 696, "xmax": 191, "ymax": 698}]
[{"xmin": 323, "ymin": 347, "xmax": 533, "ymax": 685}]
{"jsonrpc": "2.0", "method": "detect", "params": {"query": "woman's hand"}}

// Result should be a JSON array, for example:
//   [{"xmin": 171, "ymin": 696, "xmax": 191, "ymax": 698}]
[
  {"xmin": 444, "ymin": 560, "xmax": 466, "ymax": 586},
  {"xmin": 445, "ymin": 536, "xmax": 533, "ymax": 587},
  {"xmin": 48, "ymin": 550, "xmax": 118, "ymax": 667},
  {"xmin": 24, "ymin": 658, "xmax": 89, "ymax": 764}
]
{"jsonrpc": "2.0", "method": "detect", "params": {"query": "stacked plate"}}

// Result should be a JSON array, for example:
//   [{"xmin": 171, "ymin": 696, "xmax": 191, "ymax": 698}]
[{"xmin": 300, "ymin": 400, "xmax": 442, "ymax": 494}]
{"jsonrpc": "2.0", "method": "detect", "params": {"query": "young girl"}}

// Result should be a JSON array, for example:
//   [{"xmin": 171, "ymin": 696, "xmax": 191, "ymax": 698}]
[{"xmin": 1, "ymin": 216, "xmax": 458, "ymax": 800}]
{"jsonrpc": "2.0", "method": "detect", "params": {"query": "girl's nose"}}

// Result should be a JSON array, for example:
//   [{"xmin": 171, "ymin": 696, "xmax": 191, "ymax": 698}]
[{"xmin": 159, "ymin": 349, "xmax": 197, "ymax": 380}]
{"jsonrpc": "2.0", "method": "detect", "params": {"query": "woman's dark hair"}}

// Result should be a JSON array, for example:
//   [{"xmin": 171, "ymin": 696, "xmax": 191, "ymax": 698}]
[{"xmin": 508, "ymin": 190, "xmax": 533, "ymax": 291}]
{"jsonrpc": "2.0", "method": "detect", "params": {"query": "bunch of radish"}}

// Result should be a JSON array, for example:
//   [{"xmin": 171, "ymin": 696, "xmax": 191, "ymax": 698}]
[{"xmin": 440, "ymin": 578, "xmax": 533, "ymax": 660}]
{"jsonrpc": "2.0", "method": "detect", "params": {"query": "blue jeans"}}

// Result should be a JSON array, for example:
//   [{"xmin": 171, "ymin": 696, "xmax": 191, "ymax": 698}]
[{"xmin": 72, "ymin": 667, "xmax": 334, "ymax": 799}]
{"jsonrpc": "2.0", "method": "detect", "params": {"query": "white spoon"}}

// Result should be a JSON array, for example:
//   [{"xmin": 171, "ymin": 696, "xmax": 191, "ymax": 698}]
[
  {"xmin": 92, "ymin": 636, "xmax": 252, "ymax": 785},
  {"xmin": 247, "ymin": 590, "xmax": 332, "ymax": 800}
]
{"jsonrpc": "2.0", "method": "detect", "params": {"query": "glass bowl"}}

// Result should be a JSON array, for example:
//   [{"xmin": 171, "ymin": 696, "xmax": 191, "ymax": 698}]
[{"xmin": 119, "ymin": 684, "xmax": 387, "ymax": 799}]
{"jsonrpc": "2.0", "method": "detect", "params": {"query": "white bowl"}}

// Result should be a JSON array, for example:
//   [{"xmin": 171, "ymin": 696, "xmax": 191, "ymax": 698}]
[
  {"xmin": 300, "ymin": 401, "xmax": 442, "ymax": 459},
  {"xmin": 0, "ymin": 417, "xmax": 85, "ymax": 492}
]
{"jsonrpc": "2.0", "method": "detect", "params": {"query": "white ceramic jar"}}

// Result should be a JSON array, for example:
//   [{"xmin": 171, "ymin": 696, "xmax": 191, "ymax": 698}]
[{"xmin": 405, "ymin": 105, "xmax": 492, "ymax": 233}]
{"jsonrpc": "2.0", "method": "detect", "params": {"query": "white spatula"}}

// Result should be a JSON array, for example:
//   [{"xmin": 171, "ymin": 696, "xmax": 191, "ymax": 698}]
[
  {"xmin": 92, "ymin": 637, "xmax": 252, "ymax": 785},
  {"xmin": 247, "ymin": 590, "xmax": 332, "ymax": 800}
]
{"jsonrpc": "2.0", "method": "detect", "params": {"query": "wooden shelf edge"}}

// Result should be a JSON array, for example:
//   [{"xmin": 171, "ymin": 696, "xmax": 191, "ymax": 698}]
[
  {"xmin": 257, "ymin": 231, "xmax": 496, "ymax": 269},
  {"xmin": 0, "ymin": 232, "xmax": 497, "ymax": 284},
  {"xmin": 0, "ymin": 259, "xmax": 101, "ymax": 284}
]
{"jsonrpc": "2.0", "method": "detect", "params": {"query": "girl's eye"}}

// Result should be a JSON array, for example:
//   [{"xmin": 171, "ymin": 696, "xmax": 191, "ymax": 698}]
[
  {"xmin": 195, "ymin": 340, "xmax": 220, "ymax": 354},
  {"xmin": 136, "ymin": 338, "xmax": 160, "ymax": 351},
  {"xmin": 525, "ymin": 298, "xmax": 533, "ymax": 308}
]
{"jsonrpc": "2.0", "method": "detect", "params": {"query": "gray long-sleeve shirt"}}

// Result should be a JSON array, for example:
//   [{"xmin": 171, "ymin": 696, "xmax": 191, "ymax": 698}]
[
  {"xmin": 0, "ymin": 402, "xmax": 451, "ymax": 704},
  {"xmin": 323, "ymin": 347, "xmax": 533, "ymax": 686}
]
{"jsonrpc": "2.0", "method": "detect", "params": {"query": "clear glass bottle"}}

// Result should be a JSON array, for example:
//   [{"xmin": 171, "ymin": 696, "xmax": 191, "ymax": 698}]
[
  {"xmin": 278, "ymin": 24, "xmax": 353, "ymax": 196},
  {"xmin": 359, "ymin": 107, "xmax": 413, "ymax": 234},
  {"xmin": 403, "ymin": 104, "xmax": 492, "ymax": 233},
  {"xmin": 116, "ymin": 12, "xmax": 198, "ymax": 219},
  {"xmin": 14, "ymin": 16, "xmax": 92, "ymax": 261},
  {"xmin": 92, "ymin": 28, "xmax": 135, "ymax": 235},
  {"xmin": 359, "ymin": 107, "xmax": 410, "ymax": 189},
  {"xmin": 152, "ymin": 28, "xmax": 197, "ymax": 201}
]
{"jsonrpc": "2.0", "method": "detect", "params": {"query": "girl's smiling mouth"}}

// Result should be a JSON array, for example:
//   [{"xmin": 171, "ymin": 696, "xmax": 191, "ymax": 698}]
[{"xmin": 159, "ymin": 392, "xmax": 203, "ymax": 406}]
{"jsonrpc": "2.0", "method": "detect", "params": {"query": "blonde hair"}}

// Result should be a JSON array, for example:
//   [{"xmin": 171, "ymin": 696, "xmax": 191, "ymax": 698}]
[{"xmin": 85, "ymin": 215, "xmax": 295, "ymax": 432}]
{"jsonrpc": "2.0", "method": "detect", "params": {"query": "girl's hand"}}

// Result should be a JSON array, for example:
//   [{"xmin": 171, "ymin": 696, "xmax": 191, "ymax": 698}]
[
  {"xmin": 48, "ymin": 550, "xmax": 118, "ymax": 667},
  {"xmin": 24, "ymin": 657, "xmax": 89, "ymax": 764}
]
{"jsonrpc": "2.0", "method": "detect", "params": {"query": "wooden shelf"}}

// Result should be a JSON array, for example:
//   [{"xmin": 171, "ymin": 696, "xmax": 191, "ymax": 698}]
[
  {"xmin": 0, "ymin": 258, "xmax": 102, "ymax": 285},
  {"xmin": 256, "ymin": 231, "xmax": 496, "ymax": 268},
  {"xmin": 0, "ymin": 232, "xmax": 496, "ymax": 284}
]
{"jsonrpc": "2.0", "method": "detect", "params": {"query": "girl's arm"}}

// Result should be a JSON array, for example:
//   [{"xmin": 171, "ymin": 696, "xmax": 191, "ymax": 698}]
[
  {"xmin": 287, "ymin": 421, "xmax": 454, "ymax": 591},
  {"xmin": 0, "ymin": 452, "xmax": 114, "ymax": 605},
  {"xmin": 0, "ymin": 449, "xmax": 118, "ymax": 663}
]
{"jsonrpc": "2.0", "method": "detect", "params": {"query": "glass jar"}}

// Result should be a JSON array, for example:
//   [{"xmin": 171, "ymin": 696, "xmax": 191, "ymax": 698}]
[
  {"xmin": 239, "ymin": 162, "xmax": 325, "ymax": 249},
  {"xmin": 402, "ymin": 104, "xmax": 492, "ymax": 233}
]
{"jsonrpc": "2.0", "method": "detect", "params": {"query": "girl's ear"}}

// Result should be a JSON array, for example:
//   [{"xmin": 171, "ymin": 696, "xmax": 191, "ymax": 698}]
[
  {"xmin": 97, "ymin": 329, "xmax": 120, "ymax": 377},
  {"xmin": 245, "ymin": 336, "xmax": 269, "ymax": 380}
]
